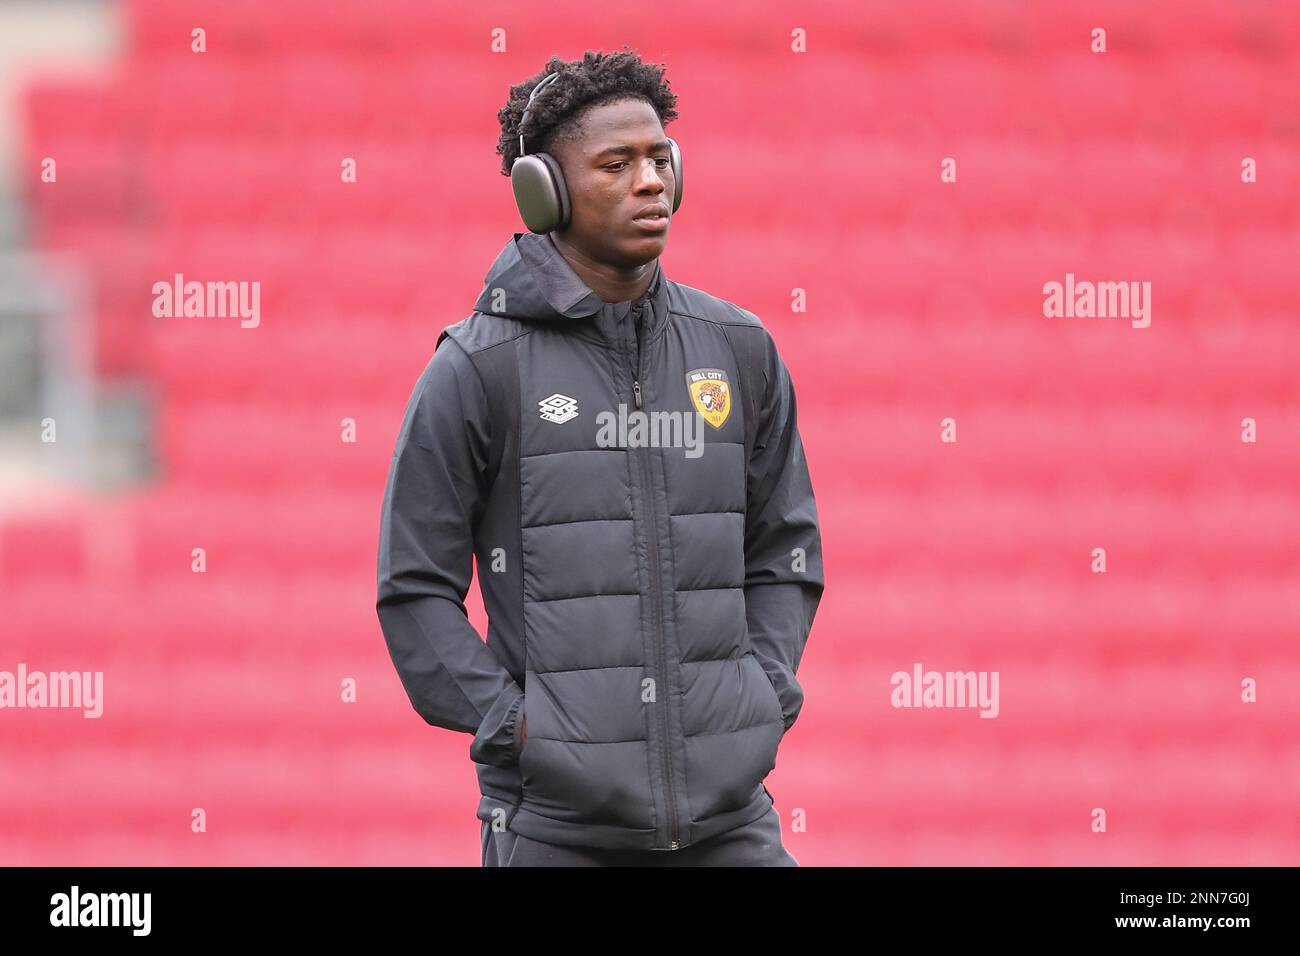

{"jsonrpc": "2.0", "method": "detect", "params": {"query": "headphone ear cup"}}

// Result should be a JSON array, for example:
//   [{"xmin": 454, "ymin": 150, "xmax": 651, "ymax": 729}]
[
  {"xmin": 510, "ymin": 152, "xmax": 570, "ymax": 233},
  {"xmin": 536, "ymin": 152, "xmax": 571, "ymax": 230},
  {"xmin": 667, "ymin": 136, "xmax": 683, "ymax": 214}
]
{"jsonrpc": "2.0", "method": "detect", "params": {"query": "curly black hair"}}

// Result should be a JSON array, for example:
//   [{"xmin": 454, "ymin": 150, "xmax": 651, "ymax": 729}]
[{"xmin": 496, "ymin": 47, "xmax": 679, "ymax": 177}]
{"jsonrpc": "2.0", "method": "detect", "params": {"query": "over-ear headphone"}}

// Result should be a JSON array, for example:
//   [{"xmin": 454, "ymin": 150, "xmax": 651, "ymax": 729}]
[{"xmin": 510, "ymin": 70, "xmax": 683, "ymax": 234}]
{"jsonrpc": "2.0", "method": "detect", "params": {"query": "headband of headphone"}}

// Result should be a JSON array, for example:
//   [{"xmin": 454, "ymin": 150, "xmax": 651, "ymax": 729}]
[
  {"xmin": 517, "ymin": 70, "xmax": 563, "ymax": 158},
  {"xmin": 510, "ymin": 69, "xmax": 683, "ymax": 234}
]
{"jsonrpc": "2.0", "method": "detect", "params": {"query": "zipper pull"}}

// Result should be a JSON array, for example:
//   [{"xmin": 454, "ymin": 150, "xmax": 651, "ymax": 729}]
[{"xmin": 633, "ymin": 380, "xmax": 643, "ymax": 410}]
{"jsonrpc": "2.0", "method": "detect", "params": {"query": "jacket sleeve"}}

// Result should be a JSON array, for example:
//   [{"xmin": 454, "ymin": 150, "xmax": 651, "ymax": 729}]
[
  {"xmin": 743, "ymin": 330, "xmax": 825, "ymax": 734},
  {"xmin": 375, "ymin": 334, "xmax": 525, "ymax": 769}
]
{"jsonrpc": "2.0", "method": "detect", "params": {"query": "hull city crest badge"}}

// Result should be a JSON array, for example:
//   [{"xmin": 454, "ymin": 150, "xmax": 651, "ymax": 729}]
[{"xmin": 685, "ymin": 367, "xmax": 731, "ymax": 429}]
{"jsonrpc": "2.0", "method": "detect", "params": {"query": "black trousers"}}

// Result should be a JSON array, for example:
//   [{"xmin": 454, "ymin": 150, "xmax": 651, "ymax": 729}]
[{"xmin": 481, "ymin": 800, "xmax": 798, "ymax": 867}]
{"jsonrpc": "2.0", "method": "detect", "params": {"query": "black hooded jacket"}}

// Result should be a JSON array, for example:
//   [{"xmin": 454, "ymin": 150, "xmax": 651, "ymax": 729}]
[{"xmin": 376, "ymin": 231, "xmax": 824, "ymax": 851}]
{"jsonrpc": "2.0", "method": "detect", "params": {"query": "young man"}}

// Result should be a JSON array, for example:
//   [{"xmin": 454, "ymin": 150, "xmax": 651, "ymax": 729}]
[{"xmin": 375, "ymin": 50, "xmax": 824, "ymax": 866}]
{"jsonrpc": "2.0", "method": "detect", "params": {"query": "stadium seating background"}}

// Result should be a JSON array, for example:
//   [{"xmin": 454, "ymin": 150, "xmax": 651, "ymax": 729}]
[{"xmin": 3, "ymin": 0, "xmax": 1299, "ymax": 864}]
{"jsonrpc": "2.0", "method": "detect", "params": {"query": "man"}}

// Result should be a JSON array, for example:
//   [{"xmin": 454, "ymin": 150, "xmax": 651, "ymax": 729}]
[{"xmin": 375, "ymin": 49, "xmax": 824, "ymax": 867}]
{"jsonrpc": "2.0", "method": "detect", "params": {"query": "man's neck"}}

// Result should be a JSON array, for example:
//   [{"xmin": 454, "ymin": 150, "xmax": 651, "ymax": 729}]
[{"xmin": 550, "ymin": 233, "xmax": 657, "ymax": 304}]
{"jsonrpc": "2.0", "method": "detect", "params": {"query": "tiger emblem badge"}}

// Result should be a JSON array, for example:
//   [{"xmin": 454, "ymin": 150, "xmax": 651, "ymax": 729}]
[{"xmin": 685, "ymin": 367, "xmax": 731, "ymax": 429}]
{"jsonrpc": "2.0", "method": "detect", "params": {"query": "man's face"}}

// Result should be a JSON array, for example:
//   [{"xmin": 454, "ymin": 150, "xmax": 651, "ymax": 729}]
[{"xmin": 550, "ymin": 97, "xmax": 675, "ymax": 268}]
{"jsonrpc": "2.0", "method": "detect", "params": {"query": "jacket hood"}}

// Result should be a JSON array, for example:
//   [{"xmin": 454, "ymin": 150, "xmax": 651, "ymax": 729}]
[{"xmin": 473, "ymin": 232, "xmax": 663, "ymax": 324}]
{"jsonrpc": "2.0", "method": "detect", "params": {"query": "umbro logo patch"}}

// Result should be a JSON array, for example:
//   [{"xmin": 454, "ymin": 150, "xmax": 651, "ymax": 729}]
[{"xmin": 538, "ymin": 393, "xmax": 579, "ymax": 424}]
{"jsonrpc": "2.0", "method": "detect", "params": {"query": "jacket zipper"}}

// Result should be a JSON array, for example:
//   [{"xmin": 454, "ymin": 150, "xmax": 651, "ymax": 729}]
[{"xmin": 629, "ymin": 299, "xmax": 680, "ymax": 850}]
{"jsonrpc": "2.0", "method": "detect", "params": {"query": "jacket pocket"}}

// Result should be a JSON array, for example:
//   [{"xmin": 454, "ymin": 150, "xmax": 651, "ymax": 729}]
[
  {"xmin": 516, "ymin": 668, "xmax": 657, "ymax": 831},
  {"xmin": 746, "ymin": 651, "xmax": 785, "ymax": 728},
  {"xmin": 512, "ymin": 695, "xmax": 527, "ymax": 764},
  {"xmin": 690, "ymin": 654, "xmax": 783, "ymax": 823},
  {"xmin": 518, "ymin": 672, "xmax": 537, "ymax": 778}
]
